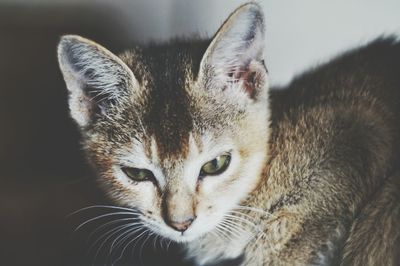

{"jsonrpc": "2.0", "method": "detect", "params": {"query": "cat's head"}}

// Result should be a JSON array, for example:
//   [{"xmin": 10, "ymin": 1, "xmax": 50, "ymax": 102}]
[{"xmin": 58, "ymin": 3, "xmax": 269, "ymax": 242}]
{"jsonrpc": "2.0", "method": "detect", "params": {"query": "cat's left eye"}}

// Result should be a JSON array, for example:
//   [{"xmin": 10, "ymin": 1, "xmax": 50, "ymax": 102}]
[
  {"xmin": 122, "ymin": 167, "xmax": 155, "ymax": 182},
  {"xmin": 200, "ymin": 154, "xmax": 231, "ymax": 177}
]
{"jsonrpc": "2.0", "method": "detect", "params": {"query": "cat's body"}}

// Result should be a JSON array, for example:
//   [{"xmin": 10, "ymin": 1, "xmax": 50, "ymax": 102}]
[
  {"xmin": 57, "ymin": 3, "xmax": 400, "ymax": 265},
  {"xmin": 186, "ymin": 38, "xmax": 400, "ymax": 266}
]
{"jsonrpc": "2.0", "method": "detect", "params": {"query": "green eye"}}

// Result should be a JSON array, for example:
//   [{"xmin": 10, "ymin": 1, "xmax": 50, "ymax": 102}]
[
  {"xmin": 200, "ymin": 154, "xmax": 231, "ymax": 176},
  {"xmin": 122, "ymin": 167, "xmax": 154, "ymax": 182}
]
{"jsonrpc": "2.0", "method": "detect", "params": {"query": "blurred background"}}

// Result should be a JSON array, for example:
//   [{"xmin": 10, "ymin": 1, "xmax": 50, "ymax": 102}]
[{"xmin": 0, "ymin": 0, "xmax": 399, "ymax": 265}]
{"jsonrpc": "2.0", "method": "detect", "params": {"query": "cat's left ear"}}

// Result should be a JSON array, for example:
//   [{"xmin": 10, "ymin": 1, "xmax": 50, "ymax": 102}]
[{"xmin": 199, "ymin": 3, "xmax": 267, "ymax": 100}]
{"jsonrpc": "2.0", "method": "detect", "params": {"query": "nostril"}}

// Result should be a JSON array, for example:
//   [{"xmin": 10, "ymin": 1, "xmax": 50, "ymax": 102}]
[{"xmin": 168, "ymin": 217, "xmax": 195, "ymax": 232}]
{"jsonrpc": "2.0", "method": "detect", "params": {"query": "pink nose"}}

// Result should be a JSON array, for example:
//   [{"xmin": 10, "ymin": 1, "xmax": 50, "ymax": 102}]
[{"xmin": 167, "ymin": 217, "xmax": 195, "ymax": 232}]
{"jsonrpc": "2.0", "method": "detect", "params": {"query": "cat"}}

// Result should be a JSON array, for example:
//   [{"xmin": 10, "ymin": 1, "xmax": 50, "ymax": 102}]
[{"xmin": 57, "ymin": 3, "xmax": 400, "ymax": 265}]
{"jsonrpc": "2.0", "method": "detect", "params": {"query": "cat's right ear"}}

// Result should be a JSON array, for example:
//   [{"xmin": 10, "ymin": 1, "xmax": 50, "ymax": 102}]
[
  {"xmin": 57, "ymin": 35, "xmax": 138, "ymax": 128},
  {"xmin": 198, "ymin": 3, "xmax": 267, "ymax": 101}
]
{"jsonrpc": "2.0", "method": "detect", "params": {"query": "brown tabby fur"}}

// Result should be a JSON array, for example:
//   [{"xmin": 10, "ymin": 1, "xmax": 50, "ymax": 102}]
[
  {"xmin": 58, "ymin": 3, "xmax": 400, "ymax": 265},
  {"xmin": 240, "ymin": 37, "xmax": 400, "ymax": 265}
]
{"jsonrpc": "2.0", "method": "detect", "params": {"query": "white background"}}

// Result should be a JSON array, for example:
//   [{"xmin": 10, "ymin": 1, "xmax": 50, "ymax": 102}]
[{"xmin": 7, "ymin": 0, "xmax": 400, "ymax": 86}]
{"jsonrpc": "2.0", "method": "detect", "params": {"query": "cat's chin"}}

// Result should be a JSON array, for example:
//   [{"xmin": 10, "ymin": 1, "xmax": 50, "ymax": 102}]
[
  {"xmin": 151, "ymin": 226, "xmax": 206, "ymax": 243},
  {"xmin": 166, "ymin": 232, "xmax": 200, "ymax": 243}
]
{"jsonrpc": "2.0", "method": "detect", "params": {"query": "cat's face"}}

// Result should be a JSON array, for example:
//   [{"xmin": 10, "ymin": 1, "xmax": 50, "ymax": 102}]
[{"xmin": 58, "ymin": 3, "xmax": 269, "ymax": 242}]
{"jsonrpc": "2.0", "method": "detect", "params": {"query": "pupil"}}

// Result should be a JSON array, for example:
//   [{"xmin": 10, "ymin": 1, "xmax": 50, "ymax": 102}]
[
  {"xmin": 212, "ymin": 159, "xmax": 219, "ymax": 169},
  {"xmin": 139, "ymin": 170, "xmax": 147, "ymax": 178}
]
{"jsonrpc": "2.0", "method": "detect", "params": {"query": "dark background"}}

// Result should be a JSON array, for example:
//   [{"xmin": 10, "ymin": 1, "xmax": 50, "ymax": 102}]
[{"xmin": 0, "ymin": 3, "xmax": 190, "ymax": 265}]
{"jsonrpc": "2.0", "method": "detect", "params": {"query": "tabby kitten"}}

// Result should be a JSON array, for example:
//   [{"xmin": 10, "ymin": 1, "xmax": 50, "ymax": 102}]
[{"xmin": 58, "ymin": 3, "xmax": 400, "ymax": 265}]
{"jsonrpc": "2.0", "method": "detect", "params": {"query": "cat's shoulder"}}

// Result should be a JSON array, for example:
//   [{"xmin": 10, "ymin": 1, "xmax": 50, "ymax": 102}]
[{"xmin": 268, "ymin": 36, "xmax": 400, "ymax": 175}]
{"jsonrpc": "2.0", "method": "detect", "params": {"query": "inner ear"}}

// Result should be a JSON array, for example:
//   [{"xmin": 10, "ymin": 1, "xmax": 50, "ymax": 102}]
[
  {"xmin": 226, "ymin": 60, "xmax": 267, "ymax": 99},
  {"xmin": 228, "ymin": 65, "xmax": 257, "ymax": 99}
]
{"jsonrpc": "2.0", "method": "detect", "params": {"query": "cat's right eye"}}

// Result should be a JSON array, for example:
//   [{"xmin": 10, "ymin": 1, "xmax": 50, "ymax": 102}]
[
  {"xmin": 121, "ymin": 167, "xmax": 155, "ymax": 182},
  {"xmin": 200, "ymin": 154, "xmax": 231, "ymax": 177}
]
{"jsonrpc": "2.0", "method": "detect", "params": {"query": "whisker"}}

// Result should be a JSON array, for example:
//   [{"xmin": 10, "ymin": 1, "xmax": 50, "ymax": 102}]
[
  {"xmin": 228, "ymin": 210, "xmax": 259, "ymax": 223},
  {"xmin": 107, "ymin": 227, "xmax": 143, "ymax": 265},
  {"xmin": 209, "ymin": 230, "xmax": 222, "ymax": 242},
  {"xmin": 87, "ymin": 217, "xmax": 141, "ymax": 244},
  {"xmin": 223, "ymin": 214, "xmax": 262, "ymax": 233},
  {"xmin": 214, "ymin": 228, "xmax": 229, "ymax": 243},
  {"xmin": 219, "ymin": 220, "xmax": 244, "ymax": 239},
  {"xmin": 156, "ymin": 234, "xmax": 164, "ymax": 251},
  {"xmin": 67, "ymin": 205, "xmax": 138, "ymax": 217},
  {"xmin": 161, "ymin": 234, "xmax": 170, "ymax": 252},
  {"xmin": 131, "ymin": 106, "xmax": 148, "ymax": 136},
  {"xmin": 88, "ymin": 223, "xmax": 131, "ymax": 254},
  {"xmin": 159, "ymin": 234, "xmax": 167, "ymax": 251},
  {"xmin": 139, "ymin": 231, "xmax": 153, "ymax": 265},
  {"xmin": 223, "ymin": 213, "xmax": 269, "ymax": 244},
  {"xmin": 152, "ymin": 233, "xmax": 159, "ymax": 252},
  {"xmin": 114, "ymin": 228, "xmax": 150, "ymax": 264},
  {"xmin": 75, "ymin": 212, "xmax": 137, "ymax": 232},
  {"xmin": 109, "ymin": 226, "xmax": 143, "ymax": 257},
  {"xmin": 166, "ymin": 239, "xmax": 173, "ymax": 252},
  {"xmin": 114, "ymin": 230, "xmax": 144, "ymax": 264},
  {"xmin": 250, "ymin": 230, "xmax": 279, "ymax": 254},
  {"xmin": 215, "ymin": 224, "xmax": 234, "ymax": 242},
  {"xmin": 234, "ymin": 205, "xmax": 277, "ymax": 219},
  {"xmin": 90, "ymin": 223, "xmax": 135, "ymax": 264},
  {"xmin": 130, "ymin": 229, "xmax": 151, "ymax": 255}
]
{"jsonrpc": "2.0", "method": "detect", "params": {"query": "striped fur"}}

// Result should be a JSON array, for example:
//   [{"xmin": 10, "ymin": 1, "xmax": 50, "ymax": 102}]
[{"xmin": 58, "ymin": 3, "xmax": 400, "ymax": 265}]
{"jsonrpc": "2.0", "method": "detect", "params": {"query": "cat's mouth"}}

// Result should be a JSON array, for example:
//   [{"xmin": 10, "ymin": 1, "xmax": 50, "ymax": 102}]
[{"xmin": 142, "ymin": 216, "xmax": 210, "ymax": 243}]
